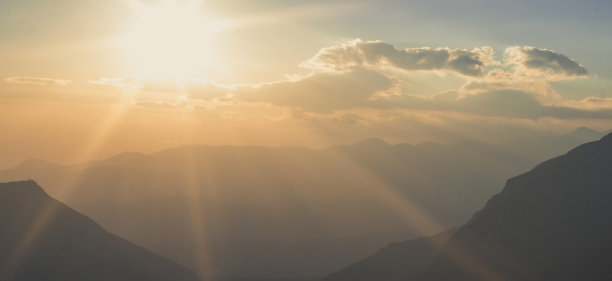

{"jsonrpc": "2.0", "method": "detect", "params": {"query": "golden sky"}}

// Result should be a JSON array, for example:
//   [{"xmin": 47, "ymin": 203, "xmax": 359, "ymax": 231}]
[{"xmin": 1, "ymin": 0, "xmax": 612, "ymax": 168}]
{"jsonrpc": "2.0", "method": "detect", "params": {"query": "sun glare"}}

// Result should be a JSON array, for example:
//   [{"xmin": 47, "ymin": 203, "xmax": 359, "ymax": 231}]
[{"xmin": 119, "ymin": 0, "xmax": 222, "ymax": 80}]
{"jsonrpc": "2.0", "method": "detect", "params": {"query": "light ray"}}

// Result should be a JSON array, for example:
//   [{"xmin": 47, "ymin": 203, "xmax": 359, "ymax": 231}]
[{"xmin": 3, "ymin": 90, "xmax": 137, "ymax": 273}]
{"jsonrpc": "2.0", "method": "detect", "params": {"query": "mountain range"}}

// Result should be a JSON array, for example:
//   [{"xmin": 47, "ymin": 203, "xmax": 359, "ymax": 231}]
[{"xmin": 0, "ymin": 127, "xmax": 607, "ymax": 280}]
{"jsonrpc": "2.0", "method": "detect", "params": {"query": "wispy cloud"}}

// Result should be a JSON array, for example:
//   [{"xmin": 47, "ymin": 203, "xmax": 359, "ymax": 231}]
[
  {"xmin": 375, "ymin": 90, "xmax": 612, "ymax": 120},
  {"xmin": 89, "ymin": 77, "xmax": 143, "ymax": 89},
  {"xmin": 5, "ymin": 76, "xmax": 71, "ymax": 86}
]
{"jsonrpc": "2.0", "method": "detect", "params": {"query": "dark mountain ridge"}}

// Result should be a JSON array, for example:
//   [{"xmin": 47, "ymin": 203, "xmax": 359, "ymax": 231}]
[
  {"xmin": 427, "ymin": 132, "xmax": 612, "ymax": 281},
  {"xmin": 0, "ymin": 180, "xmax": 201, "ymax": 281}
]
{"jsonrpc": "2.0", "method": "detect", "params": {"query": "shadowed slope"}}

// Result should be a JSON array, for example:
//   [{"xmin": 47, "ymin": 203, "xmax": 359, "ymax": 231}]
[
  {"xmin": 427, "ymin": 133, "xmax": 612, "ymax": 281},
  {"xmin": 0, "ymin": 180, "xmax": 201, "ymax": 281}
]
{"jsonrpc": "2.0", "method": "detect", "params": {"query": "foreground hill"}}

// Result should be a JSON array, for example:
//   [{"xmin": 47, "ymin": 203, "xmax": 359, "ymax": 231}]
[
  {"xmin": 427, "ymin": 133, "xmax": 612, "ymax": 281},
  {"xmin": 0, "ymin": 128, "xmax": 605, "ymax": 280},
  {"xmin": 0, "ymin": 180, "xmax": 201, "ymax": 281}
]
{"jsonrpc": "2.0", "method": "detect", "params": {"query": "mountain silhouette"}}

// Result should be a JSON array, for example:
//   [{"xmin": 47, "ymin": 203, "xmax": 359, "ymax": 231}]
[
  {"xmin": 426, "ymin": 133, "xmax": 612, "ymax": 281},
  {"xmin": 0, "ymin": 128, "xmax": 606, "ymax": 280},
  {"xmin": 0, "ymin": 180, "xmax": 201, "ymax": 281}
]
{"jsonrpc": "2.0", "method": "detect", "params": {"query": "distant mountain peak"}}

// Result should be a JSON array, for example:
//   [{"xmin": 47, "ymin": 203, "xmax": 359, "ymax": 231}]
[
  {"xmin": 353, "ymin": 138, "xmax": 389, "ymax": 147},
  {"xmin": 566, "ymin": 126, "xmax": 602, "ymax": 138},
  {"xmin": 12, "ymin": 159, "xmax": 60, "ymax": 170}
]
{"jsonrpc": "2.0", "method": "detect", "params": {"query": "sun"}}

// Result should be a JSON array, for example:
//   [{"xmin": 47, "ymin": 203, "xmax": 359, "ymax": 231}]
[{"xmin": 118, "ymin": 0, "xmax": 222, "ymax": 80}]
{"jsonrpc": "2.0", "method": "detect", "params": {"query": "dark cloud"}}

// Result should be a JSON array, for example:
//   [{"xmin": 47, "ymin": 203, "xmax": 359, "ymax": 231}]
[
  {"xmin": 304, "ymin": 40, "xmax": 493, "ymax": 76},
  {"xmin": 506, "ymin": 46, "xmax": 588, "ymax": 78}
]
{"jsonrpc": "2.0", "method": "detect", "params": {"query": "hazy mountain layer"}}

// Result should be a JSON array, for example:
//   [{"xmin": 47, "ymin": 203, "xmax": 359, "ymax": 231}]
[
  {"xmin": 0, "ymin": 180, "xmax": 201, "ymax": 281},
  {"xmin": 0, "ymin": 128, "xmax": 605, "ymax": 279}
]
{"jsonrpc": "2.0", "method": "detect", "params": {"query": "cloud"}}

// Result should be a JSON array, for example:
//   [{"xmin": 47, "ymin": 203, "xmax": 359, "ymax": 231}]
[
  {"xmin": 373, "ymin": 89, "xmax": 612, "ymax": 119},
  {"xmin": 561, "ymin": 97, "xmax": 612, "ymax": 110},
  {"xmin": 4, "ymin": 76, "xmax": 71, "ymax": 86},
  {"xmin": 188, "ymin": 81, "xmax": 231, "ymax": 100},
  {"xmin": 89, "ymin": 77, "xmax": 143, "ymax": 89},
  {"xmin": 231, "ymin": 68, "xmax": 394, "ymax": 112},
  {"xmin": 303, "ymin": 40, "xmax": 494, "ymax": 76},
  {"xmin": 451, "ymin": 90, "xmax": 610, "ymax": 119},
  {"xmin": 216, "ymin": 69, "xmax": 609, "ymax": 119},
  {"xmin": 303, "ymin": 40, "xmax": 588, "ymax": 82},
  {"xmin": 189, "ymin": 69, "xmax": 612, "ymax": 119},
  {"xmin": 291, "ymin": 107, "xmax": 610, "ymax": 147},
  {"xmin": 174, "ymin": 40, "xmax": 609, "ymax": 120},
  {"xmin": 133, "ymin": 101, "xmax": 177, "ymax": 109},
  {"xmin": 505, "ymin": 46, "xmax": 588, "ymax": 79}
]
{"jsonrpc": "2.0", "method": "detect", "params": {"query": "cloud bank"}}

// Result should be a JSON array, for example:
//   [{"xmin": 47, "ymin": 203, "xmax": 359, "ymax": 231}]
[
  {"xmin": 79, "ymin": 40, "xmax": 608, "ymax": 124},
  {"xmin": 174, "ymin": 40, "xmax": 605, "ymax": 120},
  {"xmin": 303, "ymin": 40, "xmax": 494, "ymax": 76},
  {"xmin": 234, "ymin": 68, "xmax": 394, "ymax": 112}
]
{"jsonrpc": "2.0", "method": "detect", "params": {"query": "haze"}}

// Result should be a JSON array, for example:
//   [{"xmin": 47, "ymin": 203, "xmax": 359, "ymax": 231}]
[{"xmin": 1, "ymin": 1, "xmax": 612, "ymax": 281}]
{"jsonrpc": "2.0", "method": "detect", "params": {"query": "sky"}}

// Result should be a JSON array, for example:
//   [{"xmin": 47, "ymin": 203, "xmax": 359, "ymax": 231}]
[{"xmin": 1, "ymin": 0, "xmax": 612, "ymax": 167}]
